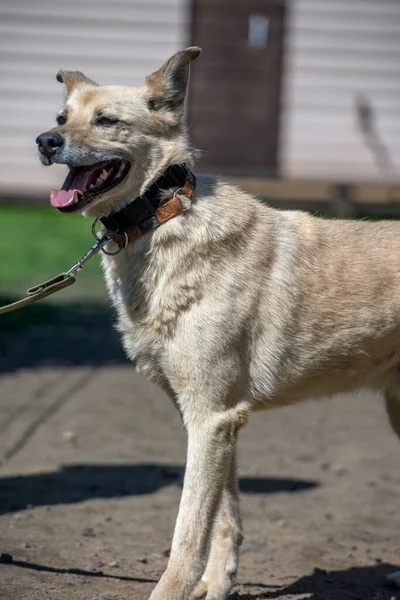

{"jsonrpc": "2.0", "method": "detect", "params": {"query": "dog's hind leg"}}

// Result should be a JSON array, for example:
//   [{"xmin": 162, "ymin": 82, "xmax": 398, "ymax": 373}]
[
  {"xmin": 149, "ymin": 403, "xmax": 248, "ymax": 600},
  {"xmin": 191, "ymin": 451, "xmax": 242, "ymax": 600}
]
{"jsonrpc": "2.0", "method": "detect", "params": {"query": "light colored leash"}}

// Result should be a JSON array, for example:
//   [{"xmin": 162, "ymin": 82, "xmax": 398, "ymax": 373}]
[{"xmin": 0, "ymin": 226, "xmax": 124, "ymax": 315}]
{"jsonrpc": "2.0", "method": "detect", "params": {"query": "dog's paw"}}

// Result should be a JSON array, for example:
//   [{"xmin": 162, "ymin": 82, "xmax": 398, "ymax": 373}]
[
  {"xmin": 191, "ymin": 578, "xmax": 234, "ymax": 600},
  {"xmin": 191, "ymin": 580, "xmax": 208, "ymax": 599}
]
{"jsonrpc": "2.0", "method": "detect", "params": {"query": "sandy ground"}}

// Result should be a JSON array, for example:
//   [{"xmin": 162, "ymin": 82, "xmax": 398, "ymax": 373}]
[{"xmin": 0, "ymin": 321, "xmax": 399, "ymax": 600}]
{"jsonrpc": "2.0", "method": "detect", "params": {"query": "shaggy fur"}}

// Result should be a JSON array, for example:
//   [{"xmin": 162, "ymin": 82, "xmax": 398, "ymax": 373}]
[{"xmin": 37, "ymin": 48, "xmax": 400, "ymax": 600}]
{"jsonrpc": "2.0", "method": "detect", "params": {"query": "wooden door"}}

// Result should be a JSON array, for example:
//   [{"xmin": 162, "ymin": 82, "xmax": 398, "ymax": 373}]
[{"xmin": 188, "ymin": 0, "xmax": 285, "ymax": 174}]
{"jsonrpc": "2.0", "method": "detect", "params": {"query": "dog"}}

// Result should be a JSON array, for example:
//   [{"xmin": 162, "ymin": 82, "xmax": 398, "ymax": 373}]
[{"xmin": 36, "ymin": 47, "xmax": 400, "ymax": 599}]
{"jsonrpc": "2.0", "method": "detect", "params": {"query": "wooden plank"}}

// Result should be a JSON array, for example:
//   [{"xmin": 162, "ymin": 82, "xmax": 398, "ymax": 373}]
[
  {"xmin": 226, "ymin": 177, "xmax": 400, "ymax": 205},
  {"xmin": 0, "ymin": 1, "xmax": 187, "ymax": 22},
  {"xmin": 298, "ymin": 0, "xmax": 399, "ymax": 15}
]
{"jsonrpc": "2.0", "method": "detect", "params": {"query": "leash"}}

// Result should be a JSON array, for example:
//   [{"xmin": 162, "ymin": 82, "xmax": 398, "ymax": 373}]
[
  {"xmin": 0, "ymin": 163, "xmax": 196, "ymax": 316},
  {"xmin": 0, "ymin": 229, "xmax": 123, "ymax": 315}
]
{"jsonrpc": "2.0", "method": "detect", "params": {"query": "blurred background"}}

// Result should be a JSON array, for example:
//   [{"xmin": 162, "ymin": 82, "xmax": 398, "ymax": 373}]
[{"xmin": 2, "ymin": 1, "xmax": 400, "ymax": 195}]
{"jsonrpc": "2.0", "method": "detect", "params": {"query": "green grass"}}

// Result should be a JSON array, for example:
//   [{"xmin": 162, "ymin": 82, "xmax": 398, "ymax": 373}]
[
  {"xmin": 0, "ymin": 204, "xmax": 107, "ymax": 337},
  {"xmin": 0, "ymin": 204, "xmax": 102, "ymax": 295}
]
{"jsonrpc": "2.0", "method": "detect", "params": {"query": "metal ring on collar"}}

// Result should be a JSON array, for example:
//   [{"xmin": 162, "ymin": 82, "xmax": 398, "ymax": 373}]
[
  {"xmin": 173, "ymin": 187, "xmax": 182, "ymax": 198},
  {"xmin": 91, "ymin": 217, "xmax": 103, "ymax": 241},
  {"xmin": 101, "ymin": 230, "xmax": 128, "ymax": 256}
]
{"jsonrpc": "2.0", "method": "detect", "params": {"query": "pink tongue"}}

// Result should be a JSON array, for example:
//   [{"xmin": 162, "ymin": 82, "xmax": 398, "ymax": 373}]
[
  {"xmin": 50, "ymin": 162, "xmax": 108, "ymax": 208},
  {"xmin": 50, "ymin": 189, "xmax": 80, "ymax": 208}
]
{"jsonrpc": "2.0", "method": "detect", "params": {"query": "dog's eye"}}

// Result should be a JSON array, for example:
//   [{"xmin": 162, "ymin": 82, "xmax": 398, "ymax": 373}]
[
  {"xmin": 96, "ymin": 116, "xmax": 119, "ymax": 127},
  {"xmin": 56, "ymin": 114, "xmax": 67, "ymax": 126}
]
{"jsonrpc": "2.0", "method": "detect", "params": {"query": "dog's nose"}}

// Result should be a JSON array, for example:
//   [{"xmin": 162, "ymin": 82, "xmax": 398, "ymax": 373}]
[{"xmin": 36, "ymin": 132, "xmax": 64, "ymax": 157}]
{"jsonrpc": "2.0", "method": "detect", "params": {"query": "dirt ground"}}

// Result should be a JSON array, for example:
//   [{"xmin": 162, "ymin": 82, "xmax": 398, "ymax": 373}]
[{"xmin": 0, "ymin": 318, "xmax": 399, "ymax": 600}]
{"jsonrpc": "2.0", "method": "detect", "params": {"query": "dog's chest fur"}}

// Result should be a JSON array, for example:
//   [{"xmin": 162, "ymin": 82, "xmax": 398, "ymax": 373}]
[
  {"xmin": 101, "ymin": 216, "xmax": 204, "ymax": 384},
  {"xmin": 99, "ymin": 180, "xmax": 262, "ymax": 388}
]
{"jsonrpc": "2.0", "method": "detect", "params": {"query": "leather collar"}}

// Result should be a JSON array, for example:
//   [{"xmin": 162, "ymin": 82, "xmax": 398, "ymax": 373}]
[{"xmin": 100, "ymin": 163, "xmax": 196, "ymax": 248}]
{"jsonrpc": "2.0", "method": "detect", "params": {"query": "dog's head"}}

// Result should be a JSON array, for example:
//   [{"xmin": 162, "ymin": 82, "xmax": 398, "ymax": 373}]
[{"xmin": 36, "ymin": 47, "xmax": 201, "ymax": 217}]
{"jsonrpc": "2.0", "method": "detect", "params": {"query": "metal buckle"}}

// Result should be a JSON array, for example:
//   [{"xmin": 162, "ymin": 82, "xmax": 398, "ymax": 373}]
[
  {"xmin": 102, "ymin": 231, "xmax": 128, "ymax": 255},
  {"xmin": 91, "ymin": 217, "xmax": 128, "ymax": 255},
  {"xmin": 65, "ymin": 232, "xmax": 115, "ymax": 277}
]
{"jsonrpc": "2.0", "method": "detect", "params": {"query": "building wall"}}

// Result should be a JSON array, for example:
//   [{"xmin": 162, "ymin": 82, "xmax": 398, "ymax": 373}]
[
  {"xmin": 3, "ymin": 0, "xmax": 399, "ymax": 193},
  {"xmin": 280, "ymin": 0, "xmax": 400, "ymax": 181},
  {"xmin": 0, "ymin": 0, "xmax": 190, "ymax": 197}
]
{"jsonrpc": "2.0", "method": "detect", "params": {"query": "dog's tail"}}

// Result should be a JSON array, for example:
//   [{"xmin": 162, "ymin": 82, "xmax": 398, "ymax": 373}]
[{"xmin": 385, "ymin": 390, "xmax": 400, "ymax": 439}]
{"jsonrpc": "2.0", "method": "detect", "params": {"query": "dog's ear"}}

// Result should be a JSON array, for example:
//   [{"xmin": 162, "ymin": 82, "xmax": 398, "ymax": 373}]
[
  {"xmin": 56, "ymin": 70, "xmax": 98, "ymax": 94},
  {"xmin": 146, "ymin": 47, "xmax": 201, "ymax": 114}
]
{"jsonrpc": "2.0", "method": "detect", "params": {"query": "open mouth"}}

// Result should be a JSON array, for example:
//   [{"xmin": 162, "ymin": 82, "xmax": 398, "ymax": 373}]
[{"xmin": 50, "ymin": 159, "xmax": 130, "ymax": 212}]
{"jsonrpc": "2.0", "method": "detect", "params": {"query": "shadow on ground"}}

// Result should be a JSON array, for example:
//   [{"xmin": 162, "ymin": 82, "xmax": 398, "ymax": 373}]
[
  {"xmin": 2, "ymin": 560, "xmax": 399, "ymax": 599},
  {"xmin": 0, "ymin": 557, "xmax": 157, "ymax": 584},
  {"xmin": 0, "ymin": 463, "xmax": 318, "ymax": 514},
  {"xmin": 0, "ymin": 296, "xmax": 128, "ymax": 372},
  {"xmin": 236, "ymin": 564, "xmax": 400, "ymax": 600}
]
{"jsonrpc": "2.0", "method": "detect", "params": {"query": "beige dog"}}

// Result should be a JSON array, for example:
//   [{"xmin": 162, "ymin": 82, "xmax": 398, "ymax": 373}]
[{"xmin": 36, "ymin": 47, "xmax": 400, "ymax": 600}]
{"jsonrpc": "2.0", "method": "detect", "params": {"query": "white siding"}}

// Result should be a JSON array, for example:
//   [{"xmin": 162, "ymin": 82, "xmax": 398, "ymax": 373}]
[
  {"xmin": 280, "ymin": 0, "xmax": 400, "ymax": 181},
  {"xmin": 0, "ymin": 0, "xmax": 190, "ymax": 197}
]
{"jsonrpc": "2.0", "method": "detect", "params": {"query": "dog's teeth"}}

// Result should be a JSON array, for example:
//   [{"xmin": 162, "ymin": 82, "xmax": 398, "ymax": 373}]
[
  {"xmin": 97, "ymin": 170, "xmax": 108, "ymax": 184},
  {"xmin": 89, "ymin": 184, "xmax": 96, "ymax": 190},
  {"xmin": 95, "ymin": 170, "xmax": 108, "ymax": 186}
]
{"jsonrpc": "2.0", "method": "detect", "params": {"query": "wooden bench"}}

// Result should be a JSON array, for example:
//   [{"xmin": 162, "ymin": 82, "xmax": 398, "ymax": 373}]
[{"xmin": 226, "ymin": 177, "xmax": 400, "ymax": 217}]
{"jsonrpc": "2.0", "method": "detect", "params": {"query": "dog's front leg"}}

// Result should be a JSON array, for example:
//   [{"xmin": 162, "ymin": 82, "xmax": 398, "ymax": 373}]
[
  {"xmin": 192, "ymin": 450, "xmax": 242, "ymax": 600},
  {"xmin": 149, "ymin": 406, "xmax": 247, "ymax": 600}
]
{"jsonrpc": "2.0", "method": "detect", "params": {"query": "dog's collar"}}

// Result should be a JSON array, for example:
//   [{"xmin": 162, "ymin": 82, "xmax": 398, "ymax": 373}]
[{"xmin": 100, "ymin": 163, "xmax": 196, "ymax": 248}]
